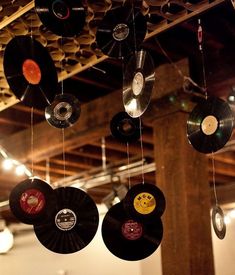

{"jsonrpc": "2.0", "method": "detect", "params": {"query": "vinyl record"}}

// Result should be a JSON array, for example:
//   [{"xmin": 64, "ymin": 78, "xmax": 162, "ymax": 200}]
[
  {"xmin": 123, "ymin": 50, "xmax": 155, "ymax": 118},
  {"xmin": 187, "ymin": 97, "xmax": 234, "ymax": 154},
  {"xmin": 212, "ymin": 205, "xmax": 226, "ymax": 240},
  {"xmin": 123, "ymin": 183, "xmax": 166, "ymax": 220},
  {"xmin": 9, "ymin": 177, "xmax": 55, "ymax": 225},
  {"xmin": 34, "ymin": 186, "xmax": 99, "ymax": 254},
  {"xmin": 35, "ymin": 0, "xmax": 86, "ymax": 37},
  {"xmin": 110, "ymin": 111, "xmax": 140, "ymax": 143},
  {"xmin": 3, "ymin": 35, "xmax": 58, "ymax": 109},
  {"xmin": 96, "ymin": 6, "xmax": 147, "ymax": 58},
  {"xmin": 102, "ymin": 201, "xmax": 163, "ymax": 261},
  {"xmin": 45, "ymin": 93, "xmax": 81, "ymax": 128}
]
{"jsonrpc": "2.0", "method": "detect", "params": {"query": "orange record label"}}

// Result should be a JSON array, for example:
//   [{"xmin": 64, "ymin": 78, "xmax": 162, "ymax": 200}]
[
  {"xmin": 22, "ymin": 59, "xmax": 41, "ymax": 85},
  {"xmin": 133, "ymin": 192, "xmax": 156, "ymax": 215}
]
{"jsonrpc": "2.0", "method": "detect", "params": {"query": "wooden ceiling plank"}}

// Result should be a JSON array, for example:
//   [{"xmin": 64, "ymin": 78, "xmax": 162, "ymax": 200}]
[{"xmin": 0, "ymin": 59, "xmax": 189, "ymax": 164}]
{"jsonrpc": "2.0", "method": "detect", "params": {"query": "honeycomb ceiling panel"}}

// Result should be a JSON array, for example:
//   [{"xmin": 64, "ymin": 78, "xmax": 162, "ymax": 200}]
[{"xmin": 0, "ymin": 0, "xmax": 224, "ymax": 110}]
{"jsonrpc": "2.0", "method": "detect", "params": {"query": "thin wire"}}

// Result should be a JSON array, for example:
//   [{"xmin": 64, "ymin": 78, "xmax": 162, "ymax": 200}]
[
  {"xmin": 131, "ymin": 0, "xmax": 137, "ymax": 54},
  {"xmin": 101, "ymin": 137, "xmax": 107, "ymax": 171},
  {"xmin": 62, "ymin": 128, "xmax": 66, "ymax": 181},
  {"xmin": 126, "ymin": 142, "xmax": 131, "ymax": 189},
  {"xmin": 155, "ymin": 38, "xmax": 184, "ymax": 79},
  {"xmin": 30, "ymin": 107, "xmax": 34, "ymax": 176},
  {"xmin": 211, "ymin": 152, "xmax": 218, "ymax": 205},
  {"xmin": 139, "ymin": 118, "xmax": 145, "ymax": 184}
]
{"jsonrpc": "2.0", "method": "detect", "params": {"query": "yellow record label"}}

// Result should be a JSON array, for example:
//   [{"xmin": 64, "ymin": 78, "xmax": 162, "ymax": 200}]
[{"xmin": 133, "ymin": 192, "xmax": 156, "ymax": 215}]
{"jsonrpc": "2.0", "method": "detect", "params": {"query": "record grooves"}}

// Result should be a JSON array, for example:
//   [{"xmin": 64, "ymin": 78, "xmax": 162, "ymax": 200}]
[
  {"xmin": 3, "ymin": 35, "xmax": 58, "ymax": 109},
  {"xmin": 45, "ymin": 93, "xmax": 81, "ymax": 128},
  {"xmin": 187, "ymin": 97, "xmax": 234, "ymax": 154},
  {"xmin": 110, "ymin": 111, "xmax": 140, "ymax": 143},
  {"xmin": 96, "ymin": 6, "xmax": 147, "ymax": 58},
  {"xmin": 9, "ymin": 177, "xmax": 55, "ymax": 225},
  {"xmin": 34, "ymin": 187, "xmax": 99, "ymax": 254},
  {"xmin": 35, "ymin": 0, "xmax": 86, "ymax": 37},
  {"xmin": 123, "ymin": 50, "xmax": 155, "ymax": 118},
  {"xmin": 212, "ymin": 205, "xmax": 226, "ymax": 240},
  {"xmin": 101, "ymin": 201, "xmax": 163, "ymax": 261}
]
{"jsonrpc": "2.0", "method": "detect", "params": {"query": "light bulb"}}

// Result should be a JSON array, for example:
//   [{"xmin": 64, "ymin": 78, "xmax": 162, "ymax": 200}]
[
  {"xmin": 2, "ymin": 159, "xmax": 13, "ymax": 170},
  {"xmin": 0, "ymin": 227, "xmax": 14, "ymax": 253}
]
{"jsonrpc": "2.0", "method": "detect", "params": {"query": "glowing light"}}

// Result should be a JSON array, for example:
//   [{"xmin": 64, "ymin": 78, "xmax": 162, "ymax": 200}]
[
  {"xmin": 0, "ymin": 227, "xmax": 14, "ymax": 253},
  {"xmin": 228, "ymin": 209, "xmax": 235, "ymax": 218},
  {"xmin": 224, "ymin": 215, "xmax": 231, "ymax": 225},
  {"xmin": 15, "ymin": 164, "xmax": 26, "ymax": 176},
  {"xmin": 2, "ymin": 159, "xmax": 13, "ymax": 170}
]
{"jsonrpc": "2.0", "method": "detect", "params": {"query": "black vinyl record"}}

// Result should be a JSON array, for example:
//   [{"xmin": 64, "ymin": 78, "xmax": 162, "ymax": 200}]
[
  {"xmin": 110, "ymin": 111, "xmax": 140, "ymax": 143},
  {"xmin": 3, "ymin": 35, "xmax": 58, "ymax": 109},
  {"xmin": 123, "ymin": 183, "xmax": 166, "ymax": 220},
  {"xmin": 96, "ymin": 6, "xmax": 147, "ymax": 58},
  {"xmin": 45, "ymin": 93, "xmax": 81, "ymax": 128},
  {"xmin": 34, "ymin": 186, "xmax": 99, "ymax": 254},
  {"xmin": 212, "ymin": 205, "xmax": 226, "ymax": 240},
  {"xmin": 102, "ymin": 201, "xmax": 163, "ymax": 261},
  {"xmin": 123, "ymin": 50, "xmax": 155, "ymax": 118},
  {"xmin": 35, "ymin": 0, "xmax": 86, "ymax": 37},
  {"xmin": 9, "ymin": 177, "xmax": 55, "ymax": 225},
  {"xmin": 187, "ymin": 97, "xmax": 234, "ymax": 154}
]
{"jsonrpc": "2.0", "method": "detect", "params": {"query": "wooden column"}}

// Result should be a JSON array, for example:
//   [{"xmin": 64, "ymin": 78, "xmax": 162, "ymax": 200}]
[{"xmin": 153, "ymin": 111, "xmax": 214, "ymax": 275}]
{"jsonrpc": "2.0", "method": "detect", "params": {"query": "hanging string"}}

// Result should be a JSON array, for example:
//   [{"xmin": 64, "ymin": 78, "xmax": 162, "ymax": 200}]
[
  {"xmin": 62, "ymin": 128, "xmax": 66, "ymax": 181},
  {"xmin": 211, "ymin": 152, "xmax": 218, "ymax": 206},
  {"xmin": 101, "ymin": 137, "xmax": 107, "ymax": 171},
  {"xmin": 155, "ymin": 38, "xmax": 185, "ymax": 79},
  {"xmin": 197, "ymin": 18, "xmax": 208, "ymax": 99},
  {"xmin": 126, "ymin": 142, "xmax": 131, "ymax": 189},
  {"xmin": 30, "ymin": 107, "xmax": 34, "ymax": 177},
  {"xmin": 131, "ymin": 0, "xmax": 138, "ymax": 54},
  {"xmin": 139, "ymin": 118, "xmax": 145, "ymax": 184},
  {"xmin": 45, "ymin": 158, "xmax": 51, "ymax": 184}
]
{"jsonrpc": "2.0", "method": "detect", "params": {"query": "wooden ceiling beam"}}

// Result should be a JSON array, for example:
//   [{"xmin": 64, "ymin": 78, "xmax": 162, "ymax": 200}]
[{"xmin": 0, "ymin": 59, "xmax": 189, "ymax": 164}]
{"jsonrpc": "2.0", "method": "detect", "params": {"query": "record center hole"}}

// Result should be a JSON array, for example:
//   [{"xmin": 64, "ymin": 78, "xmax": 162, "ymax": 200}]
[
  {"xmin": 201, "ymin": 115, "xmax": 218, "ymax": 135},
  {"xmin": 27, "ymin": 195, "xmax": 39, "ymax": 207},
  {"xmin": 52, "ymin": 0, "xmax": 70, "ymax": 20},
  {"xmin": 120, "ymin": 120, "xmax": 134, "ymax": 134},
  {"xmin": 113, "ymin": 23, "xmax": 129, "ymax": 41},
  {"xmin": 22, "ymin": 59, "xmax": 41, "ymax": 85},
  {"xmin": 59, "ymin": 107, "xmax": 68, "ymax": 116}
]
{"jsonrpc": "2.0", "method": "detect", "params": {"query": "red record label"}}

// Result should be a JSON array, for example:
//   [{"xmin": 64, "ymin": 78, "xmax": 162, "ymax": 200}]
[
  {"xmin": 22, "ymin": 59, "xmax": 42, "ymax": 85},
  {"xmin": 121, "ymin": 219, "xmax": 143, "ymax": 240},
  {"xmin": 20, "ymin": 188, "xmax": 45, "ymax": 214}
]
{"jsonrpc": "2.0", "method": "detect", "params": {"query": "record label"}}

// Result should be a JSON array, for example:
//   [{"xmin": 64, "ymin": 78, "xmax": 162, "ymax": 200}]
[
  {"xmin": 132, "ymin": 71, "xmax": 144, "ymax": 96},
  {"xmin": 133, "ymin": 192, "xmax": 156, "ymax": 215},
  {"xmin": 123, "ymin": 183, "xmax": 166, "ymax": 220},
  {"xmin": 20, "ymin": 189, "xmax": 45, "ymax": 214},
  {"xmin": 121, "ymin": 219, "xmax": 143, "ymax": 240},
  {"xmin": 22, "ymin": 59, "xmax": 42, "ymax": 85},
  {"xmin": 212, "ymin": 205, "xmax": 226, "ymax": 240},
  {"xmin": 113, "ymin": 23, "xmax": 129, "ymax": 41},
  {"xmin": 201, "ymin": 115, "xmax": 218, "ymax": 135},
  {"xmin": 55, "ymin": 208, "xmax": 76, "ymax": 231}
]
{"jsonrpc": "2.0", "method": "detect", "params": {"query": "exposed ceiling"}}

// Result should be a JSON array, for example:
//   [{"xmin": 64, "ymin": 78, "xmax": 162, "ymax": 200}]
[{"xmin": 0, "ymin": 0, "xmax": 235, "ymax": 224}]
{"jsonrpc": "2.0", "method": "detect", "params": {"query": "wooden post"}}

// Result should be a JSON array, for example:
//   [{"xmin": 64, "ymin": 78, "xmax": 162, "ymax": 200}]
[{"xmin": 153, "ymin": 111, "xmax": 214, "ymax": 275}]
